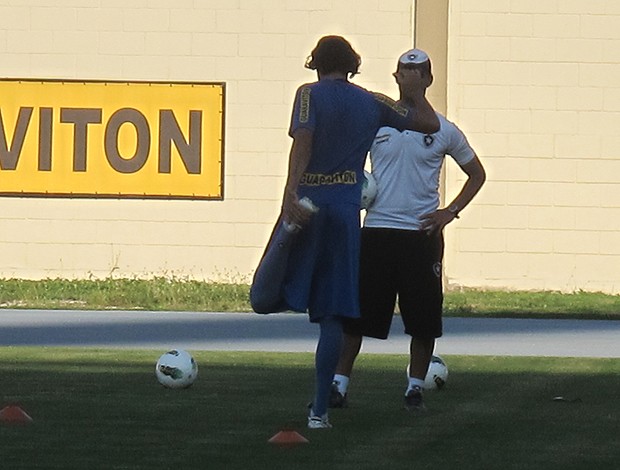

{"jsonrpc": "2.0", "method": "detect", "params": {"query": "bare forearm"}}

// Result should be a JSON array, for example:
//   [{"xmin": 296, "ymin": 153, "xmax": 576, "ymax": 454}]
[
  {"xmin": 445, "ymin": 157, "xmax": 486, "ymax": 216},
  {"xmin": 420, "ymin": 156, "xmax": 486, "ymax": 233},
  {"xmin": 397, "ymin": 68, "xmax": 440, "ymax": 134},
  {"xmin": 282, "ymin": 128, "xmax": 313, "ymax": 224},
  {"xmin": 408, "ymin": 93, "xmax": 440, "ymax": 134},
  {"xmin": 284, "ymin": 139, "xmax": 311, "ymax": 198}
]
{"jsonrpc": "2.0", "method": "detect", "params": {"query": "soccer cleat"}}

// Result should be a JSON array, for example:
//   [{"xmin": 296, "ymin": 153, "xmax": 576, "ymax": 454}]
[
  {"xmin": 328, "ymin": 383, "xmax": 348, "ymax": 408},
  {"xmin": 404, "ymin": 386, "xmax": 427, "ymax": 412},
  {"xmin": 307, "ymin": 413, "xmax": 332, "ymax": 429}
]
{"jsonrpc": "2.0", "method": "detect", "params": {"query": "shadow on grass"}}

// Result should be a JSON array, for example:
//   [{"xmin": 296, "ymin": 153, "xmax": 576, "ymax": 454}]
[{"xmin": 0, "ymin": 350, "xmax": 618, "ymax": 470}]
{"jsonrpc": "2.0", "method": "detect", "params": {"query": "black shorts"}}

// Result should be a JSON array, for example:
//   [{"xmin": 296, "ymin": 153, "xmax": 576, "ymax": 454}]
[{"xmin": 344, "ymin": 227, "xmax": 444, "ymax": 339}]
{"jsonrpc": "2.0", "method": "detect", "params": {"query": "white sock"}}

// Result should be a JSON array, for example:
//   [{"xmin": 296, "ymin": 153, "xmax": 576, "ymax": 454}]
[
  {"xmin": 406, "ymin": 377, "xmax": 425, "ymax": 394},
  {"xmin": 332, "ymin": 374, "xmax": 350, "ymax": 394}
]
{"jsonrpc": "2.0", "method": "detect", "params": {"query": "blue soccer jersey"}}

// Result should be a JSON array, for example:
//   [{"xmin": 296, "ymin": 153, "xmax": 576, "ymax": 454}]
[
  {"xmin": 289, "ymin": 79, "xmax": 412, "ymax": 206},
  {"xmin": 269, "ymin": 79, "xmax": 417, "ymax": 320}
]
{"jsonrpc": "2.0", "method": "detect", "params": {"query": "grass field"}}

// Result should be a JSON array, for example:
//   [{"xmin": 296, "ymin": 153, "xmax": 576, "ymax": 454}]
[
  {"xmin": 1, "ymin": 281, "xmax": 618, "ymax": 468},
  {"xmin": 1, "ymin": 278, "xmax": 619, "ymax": 319},
  {"xmin": 0, "ymin": 348, "xmax": 618, "ymax": 470}
]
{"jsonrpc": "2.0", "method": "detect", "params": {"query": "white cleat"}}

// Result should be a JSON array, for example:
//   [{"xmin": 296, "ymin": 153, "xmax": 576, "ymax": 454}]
[{"xmin": 307, "ymin": 413, "xmax": 332, "ymax": 429}]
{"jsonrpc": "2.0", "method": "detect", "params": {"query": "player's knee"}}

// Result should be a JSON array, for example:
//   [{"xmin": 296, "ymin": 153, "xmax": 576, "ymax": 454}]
[{"xmin": 250, "ymin": 287, "xmax": 279, "ymax": 314}]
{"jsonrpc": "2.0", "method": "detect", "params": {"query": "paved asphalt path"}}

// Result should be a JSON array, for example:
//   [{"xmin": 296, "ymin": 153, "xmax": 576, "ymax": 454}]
[{"xmin": 0, "ymin": 309, "xmax": 618, "ymax": 358}]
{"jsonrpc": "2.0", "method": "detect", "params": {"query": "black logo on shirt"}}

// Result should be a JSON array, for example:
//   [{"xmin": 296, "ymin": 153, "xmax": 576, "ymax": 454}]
[
  {"xmin": 299, "ymin": 87, "xmax": 311, "ymax": 123},
  {"xmin": 300, "ymin": 170, "xmax": 357, "ymax": 186},
  {"xmin": 373, "ymin": 93, "xmax": 408, "ymax": 116},
  {"xmin": 433, "ymin": 262, "xmax": 442, "ymax": 278},
  {"xmin": 424, "ymin": 134, "xmax": 434, "ymax": 146}
]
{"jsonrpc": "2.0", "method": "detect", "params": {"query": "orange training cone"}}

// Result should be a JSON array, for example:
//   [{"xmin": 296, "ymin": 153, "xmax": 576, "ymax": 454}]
[
  {"xmin": 268, "ymin": 429, "xmax": 309, "ymax": 446},
  {"xmin": 0, "ymin": 405, "xmax": 33, "ymax": 424}
]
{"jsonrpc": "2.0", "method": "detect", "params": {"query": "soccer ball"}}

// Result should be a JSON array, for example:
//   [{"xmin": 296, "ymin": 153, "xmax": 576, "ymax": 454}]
[
  {"xmin": 155, "ymin": 349, "xmax": 198, "ymax": 389},
  {"xmin": 424, "ymin": 355, "xmax": 448, "ymax": 391},
  {"xmin": 361, "ymin": 170, "xmax": 378, "ymax": 210}
]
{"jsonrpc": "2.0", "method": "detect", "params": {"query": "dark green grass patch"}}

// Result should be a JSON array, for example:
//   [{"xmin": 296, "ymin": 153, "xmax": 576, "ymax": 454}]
[
  {"xmin": 1, "ymin": 278, "xmax": 619, "ymax": 319},
  {"xmin": 444, "ymin": 289, "xmax": 620, "ymax": 320},
  {"xmin": 0, "ymin": 348, "xmax": 618, "ymax": 469},
  {"xmin": 0, "ymin": 278, "xmax": 249, "ymax": 312}
]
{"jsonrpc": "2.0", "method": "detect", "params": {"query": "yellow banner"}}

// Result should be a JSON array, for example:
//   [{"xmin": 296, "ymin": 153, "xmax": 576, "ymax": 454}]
[{"xmin": 0, "ymin": 79, "xmax": 225, "ymax": 199}]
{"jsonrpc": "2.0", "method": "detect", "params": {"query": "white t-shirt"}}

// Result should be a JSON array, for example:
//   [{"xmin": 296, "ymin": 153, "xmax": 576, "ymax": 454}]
[{"xmin": 364, "ymin": 113, "xmax": 475, "ymax": 230}]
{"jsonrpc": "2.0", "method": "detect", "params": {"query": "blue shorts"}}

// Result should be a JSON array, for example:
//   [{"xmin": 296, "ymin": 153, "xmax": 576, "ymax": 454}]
[{"xmin": 283, "ymin": 203, "xmax": 361, "ymax": 322}]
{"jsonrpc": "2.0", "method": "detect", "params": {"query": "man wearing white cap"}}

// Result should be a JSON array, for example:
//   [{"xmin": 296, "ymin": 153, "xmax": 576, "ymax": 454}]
[
  {"xmin": 251, "ymin": 37, "xmax": 440, "ymax": 430},
  {"xmin": 331, "ymin": 48, "xmax": 486, "ymax": 412}
]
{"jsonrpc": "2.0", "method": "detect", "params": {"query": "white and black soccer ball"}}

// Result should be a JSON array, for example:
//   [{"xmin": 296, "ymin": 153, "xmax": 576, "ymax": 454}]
[
  {"xmin": 424, "ymin": 355, "xmax": 448, "ymax": 391},
  {"xmin": 155, "ymin": 349, "xmax": 198, "ymax": 389},
  {"xmin": 361, "ymin": 170, "xmax": 378, "ymax": 210}
]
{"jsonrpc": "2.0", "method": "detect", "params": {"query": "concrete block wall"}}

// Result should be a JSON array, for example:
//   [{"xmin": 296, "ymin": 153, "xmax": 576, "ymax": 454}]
[
  {"xmin": 445, "ymin": 0, "xmax": 620, "ymax": 293},
  {"xmin": 2, "ymin": 0, "xmax": 618, "ymax": 294},
  {"xmin": 0, "ymin": 0, "xmax": 415, "ymax": 280}
]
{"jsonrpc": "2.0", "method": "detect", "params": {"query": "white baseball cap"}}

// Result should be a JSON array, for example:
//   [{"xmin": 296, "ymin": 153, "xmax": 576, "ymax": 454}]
[{"xmin": 398, "ymin": 48, "xmax": 430, "ymax": 65}]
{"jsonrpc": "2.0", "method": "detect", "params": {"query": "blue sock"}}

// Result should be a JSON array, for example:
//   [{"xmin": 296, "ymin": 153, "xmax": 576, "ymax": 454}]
[{"xmin": 311, "ymin": 316, "xmax": 343, "ymax": 417}]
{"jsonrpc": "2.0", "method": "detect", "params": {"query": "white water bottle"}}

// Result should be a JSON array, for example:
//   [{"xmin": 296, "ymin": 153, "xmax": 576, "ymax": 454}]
[{"xmin": 283, "ymin": 197, "xmax": 319, "ymax": 233}]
